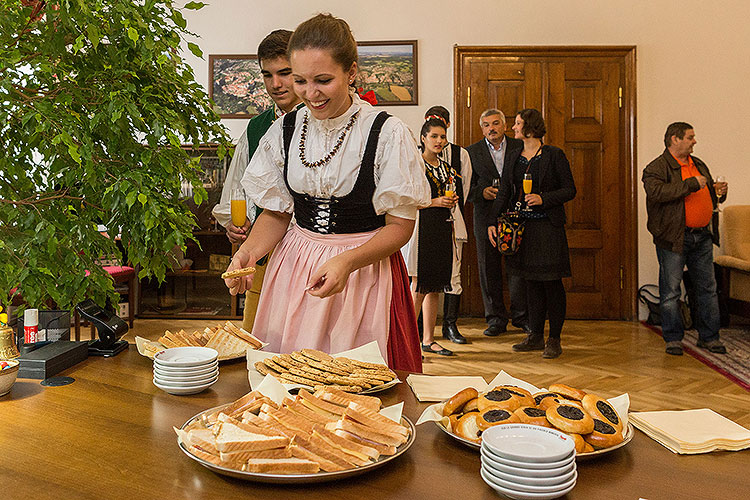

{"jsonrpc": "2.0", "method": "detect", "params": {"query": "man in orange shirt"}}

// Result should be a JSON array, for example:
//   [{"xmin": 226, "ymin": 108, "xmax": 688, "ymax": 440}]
[{"xmin": 643, "ymin": 122, "xmax": 729, "ymax": 355}]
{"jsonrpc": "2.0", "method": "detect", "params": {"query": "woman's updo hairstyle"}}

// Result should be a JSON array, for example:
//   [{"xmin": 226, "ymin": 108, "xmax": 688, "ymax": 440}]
[
  {"xmin": 517, "ymin": 108, "xmax": 546, "ymax": 138},
  {"xmin": 288, "ymin": 14, "xmax": 358, "ymax": 72},
  {"xmin": 419, "ymin": 118, "xmax": 446, "ymax": 149}
]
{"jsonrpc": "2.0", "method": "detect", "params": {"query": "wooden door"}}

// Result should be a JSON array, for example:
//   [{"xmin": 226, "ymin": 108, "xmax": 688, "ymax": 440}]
[{"xmin": 454, "ymin": 47, "xmax": 637, "ymax": 319}]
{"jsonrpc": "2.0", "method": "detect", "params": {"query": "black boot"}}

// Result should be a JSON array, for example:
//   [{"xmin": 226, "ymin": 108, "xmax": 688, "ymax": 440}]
[
  {"xmin": 442, "ymin": 293, "xmax": 467, "ymax": 344},
  {"xmin": 512, "ymin": 333, "xmax": 545, "ymax": 351}
]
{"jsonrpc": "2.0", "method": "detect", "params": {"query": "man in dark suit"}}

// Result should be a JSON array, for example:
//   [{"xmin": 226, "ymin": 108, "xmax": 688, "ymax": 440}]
[{"xmin": 467, "ymin": 109, "xmax": 530, "ymax": 336}]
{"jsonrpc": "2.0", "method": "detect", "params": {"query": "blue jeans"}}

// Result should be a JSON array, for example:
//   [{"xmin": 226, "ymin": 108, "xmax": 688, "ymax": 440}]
[{"xmin": 656, "ymin": 228, "xmax": 720, "ymax": 343}]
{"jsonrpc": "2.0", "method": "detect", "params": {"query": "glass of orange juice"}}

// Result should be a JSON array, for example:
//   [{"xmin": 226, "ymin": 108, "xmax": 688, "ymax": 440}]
[
  {"xmin": 445, "ymin": 179, "xmax": 456, "ymax": 222},
  {"xmin": 522, "ymin": 173, "xmax": 533, "ymax": 211},
  {"xmin": 230, "ymin": 189, "xmax": 247, "ymax": 228}
]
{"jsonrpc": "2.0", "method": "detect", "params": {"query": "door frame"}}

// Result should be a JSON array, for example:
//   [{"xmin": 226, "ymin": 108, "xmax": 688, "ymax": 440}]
[{"xmin": 453, "ymin": 46, "xmax": 638, "ymax": 319}]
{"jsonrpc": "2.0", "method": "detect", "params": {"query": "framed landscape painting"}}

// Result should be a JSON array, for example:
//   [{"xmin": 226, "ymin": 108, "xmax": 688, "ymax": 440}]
[
  {"xmin": 208, "ymin": 54, "xmax": 273, "ymax": 118},
  {"xmin": 355, "ymin": 40, "xmax": 418, "ymax": 106}
]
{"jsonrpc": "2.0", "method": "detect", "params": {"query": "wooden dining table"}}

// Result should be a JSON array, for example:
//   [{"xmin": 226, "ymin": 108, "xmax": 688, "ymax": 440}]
[{"xmin": 1, "ymin": 347, "xmax": 747, "ymax": 500}]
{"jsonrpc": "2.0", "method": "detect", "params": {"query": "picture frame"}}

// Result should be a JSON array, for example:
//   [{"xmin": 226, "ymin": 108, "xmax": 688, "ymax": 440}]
[
  {"xmin": 355, "ymin": 40, "xmax": 418, "ymax": 106},
  {"xmin": 208, "ymin": 54, "xmax": 273, "ymax": 119}
]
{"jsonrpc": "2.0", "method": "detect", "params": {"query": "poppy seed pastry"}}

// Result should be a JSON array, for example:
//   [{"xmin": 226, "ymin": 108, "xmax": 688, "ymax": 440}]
[
  {"xmin": 583, "ymin": 418, "xmax": 624, "ymax": 449},
  {"xmin": 546, "ymin": 404, "xmax": 594, "ymax": 434},
  {"xmin": 582, "ymin": 394, "xmax": 623, "ymax": 433},
  {"xmin": 477, "ymin": 408, "xmax": 521, "ymax": 431}
]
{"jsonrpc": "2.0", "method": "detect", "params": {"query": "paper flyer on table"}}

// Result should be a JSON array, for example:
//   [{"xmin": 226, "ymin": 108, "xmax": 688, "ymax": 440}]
[
  {"xmin": 246, "ymin": 340, "xmax": 400, "ymax": 392},
  {"xmin": 415, "ymin": 371, "xmax": 629, "ymax": 428}
]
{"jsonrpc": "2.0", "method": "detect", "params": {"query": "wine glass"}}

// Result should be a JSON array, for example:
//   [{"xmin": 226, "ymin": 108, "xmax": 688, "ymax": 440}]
[
  {"xmin": 230, "ymin": 188, "xmax": 247, "ymax": 228},
  {"xmin": 445, "ymin": 179, "xmax": 456, "ymax": 222},
  {"xmin": 522, "ymin": 173, "xmax": 533, "ymax": 211},
  {"xmin": 714, "ymin": 175, "xmax": 727, "ymax": 213}
]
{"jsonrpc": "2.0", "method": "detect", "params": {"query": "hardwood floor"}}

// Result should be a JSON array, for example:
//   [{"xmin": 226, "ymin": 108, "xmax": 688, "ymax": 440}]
[{"xmin": 124, "ymin": 317, "xmax": 750, "ymax": 427}]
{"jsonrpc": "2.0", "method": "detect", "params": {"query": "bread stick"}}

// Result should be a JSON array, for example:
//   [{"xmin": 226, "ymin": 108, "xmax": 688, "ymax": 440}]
[{"xmin": 221, "ymin": 266, "xmax": 256, "ymax": 279}]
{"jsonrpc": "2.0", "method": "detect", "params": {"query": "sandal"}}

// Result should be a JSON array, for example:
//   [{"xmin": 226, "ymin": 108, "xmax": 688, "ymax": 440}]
[{"xmin": 421, "ymin": 341, "xmax": 453, "ymax": 356}]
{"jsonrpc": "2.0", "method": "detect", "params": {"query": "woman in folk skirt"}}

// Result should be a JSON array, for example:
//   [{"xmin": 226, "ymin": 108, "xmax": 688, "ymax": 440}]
[
  {"xmin": 404, "ymin": 118, "xmax": 461, "ymax": 356},
  {"xmin": 488, "ymin": 108, "xmax": 576, "ymax": 358}
]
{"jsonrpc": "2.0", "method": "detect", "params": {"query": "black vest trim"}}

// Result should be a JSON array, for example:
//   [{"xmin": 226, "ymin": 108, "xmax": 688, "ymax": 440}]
[{"xmin": 282, "ymin": 110, "xmax": 390, "ymax": 234}]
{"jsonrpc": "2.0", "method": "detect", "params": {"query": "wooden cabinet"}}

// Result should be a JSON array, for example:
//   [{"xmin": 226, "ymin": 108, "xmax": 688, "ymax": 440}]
[{"xmin": 137, "ymin": 145, "xmax": 243, "ymax": 320}]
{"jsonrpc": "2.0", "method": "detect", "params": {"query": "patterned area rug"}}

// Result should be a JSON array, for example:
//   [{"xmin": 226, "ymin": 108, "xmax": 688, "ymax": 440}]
[{"xmin": 642, "ymin": 321, "xmax": 750, "ymax": 391}]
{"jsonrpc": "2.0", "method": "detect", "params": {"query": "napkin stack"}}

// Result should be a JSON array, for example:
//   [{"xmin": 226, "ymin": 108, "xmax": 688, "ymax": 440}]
[{"xmin": 630, "ymin": 408, "xmax": 750, "ymax": 454}]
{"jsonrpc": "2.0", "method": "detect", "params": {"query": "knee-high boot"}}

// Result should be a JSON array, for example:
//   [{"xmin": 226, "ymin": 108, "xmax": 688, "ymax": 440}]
[{"xmin": 442, "ymin": 293, "xmax": 467, "ymax": 344}]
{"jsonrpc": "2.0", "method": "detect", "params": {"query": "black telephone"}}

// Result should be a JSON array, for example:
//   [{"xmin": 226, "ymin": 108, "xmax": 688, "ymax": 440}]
[{"xmin": 75, "ymin": 299, "xmax": 129, "ymax": 357}]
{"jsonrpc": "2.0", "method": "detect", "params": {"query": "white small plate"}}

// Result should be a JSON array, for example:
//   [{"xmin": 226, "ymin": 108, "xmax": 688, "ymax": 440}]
[
  {"xmin": 481, "ymin": 447, "xmax": 575, "ymax": 470},
  {"xmin": 481, "ymin": 424, "xmax": 575, "ymax": 463},
  {"xmin": 482, "ymin": 459, "xmax": 576, "ymax": 486},
  {"xmin": 154, "ymin": 372, "xmax": 219, "ymax": 387},
  {"xmin": 481, "ymin": 453, "xmax": 575, "ymax": 478},
  {"xmin": 482, "ymin": 465, "xmax": 578, "ymax": 493},
  {"xmin": 481, "ymin": 467, "xmax": 576, "ymax": 500},
  {"xmin": 153, "ymin": 361, "xmax": 218, "ymax": 376},
  {"xmin": 153, "ymin": 376, "xmax": 217, "ymax": 395},
  {"xmin": 153, "ymin": 368, "xmax": 219, "ymax": 383},
  {"xmin": 154, "ymin": 347, "xmax": 218, "ymax": 367}
]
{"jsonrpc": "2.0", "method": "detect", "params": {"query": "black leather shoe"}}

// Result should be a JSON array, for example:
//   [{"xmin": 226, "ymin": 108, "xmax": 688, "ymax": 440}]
[
  {"xmin": 421, "ymin": 342, "xmax": 453, "ymax": 356},
  {"xmin": 512, "ymin": 334, "xmax": 545, "ymax": 351},
  {"xmin": 542, "ymin": 338, "xmax": 562, "ymax": 358},
  {"xmin": 442, "ymin": 323, "xmax": 467, "ymax": 344},
  {"xmin": 512, "ymin": 321, "xmax": 532, "ymax": 334},
  {"xmin": 483, "ymin": 324, "xmax": 507, "ymax": 336}
]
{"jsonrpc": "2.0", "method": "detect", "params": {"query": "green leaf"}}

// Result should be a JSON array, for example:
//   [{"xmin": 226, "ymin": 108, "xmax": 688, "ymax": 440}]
[
  {"xmin": 187, "ymin": 42, "xmax": 203, "ymax": 58},
  {"xmin": 87, "ymin": 25, "xmax": 100, "ymax": 48},
  {"xmin": 127, "ymin": 27, "xmax": 138, "ymax": 44},
  {"xmin": 138, "ymin": 193, "xmax": 147, "ymax": 205},
  {"xmin": 184, "ymin": 2, "xmax": 207, "ymax": 9}
]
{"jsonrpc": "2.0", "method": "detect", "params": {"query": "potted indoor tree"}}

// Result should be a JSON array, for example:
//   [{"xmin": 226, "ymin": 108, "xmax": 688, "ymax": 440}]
[{"xmin": 0, "ymin": 1, "xmax": 231, "ymax": 315}]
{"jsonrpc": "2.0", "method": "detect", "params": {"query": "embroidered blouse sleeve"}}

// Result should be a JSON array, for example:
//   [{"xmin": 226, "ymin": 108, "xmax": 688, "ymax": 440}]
[
  {"xmin": 240, "ymin": 118, "xmax": 294, "ymax": 214},
  {"xmin": 372, "ymin": 119, "xmax": 431, "ymax": 220}
]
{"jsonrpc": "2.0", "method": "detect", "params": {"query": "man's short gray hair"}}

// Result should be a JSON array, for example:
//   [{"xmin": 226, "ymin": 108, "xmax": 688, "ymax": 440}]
[{"xmin": 480, "ymin": 108, "xmax": 505, "ymax": 125}]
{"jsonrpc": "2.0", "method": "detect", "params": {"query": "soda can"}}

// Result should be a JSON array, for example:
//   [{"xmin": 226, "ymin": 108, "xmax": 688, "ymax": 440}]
[{"xmin": 24, "ymin": 308, "xmax": 39, "ymax": 344}]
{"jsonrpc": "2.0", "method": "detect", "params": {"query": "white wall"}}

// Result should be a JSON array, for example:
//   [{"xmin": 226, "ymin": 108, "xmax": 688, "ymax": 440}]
[{"xmin": 182, "ymin": 0, "xmax": 750, "ymax": 307}]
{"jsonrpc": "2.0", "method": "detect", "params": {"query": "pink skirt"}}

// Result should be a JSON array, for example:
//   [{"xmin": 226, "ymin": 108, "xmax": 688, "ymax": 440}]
[{"xmin": 252, "ymin": 224, "xmax": 393, "ymax": 360}]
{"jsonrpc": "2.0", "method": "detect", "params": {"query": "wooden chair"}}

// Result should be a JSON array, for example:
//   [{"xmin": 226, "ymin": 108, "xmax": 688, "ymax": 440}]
[{"xmin": 715, "ymin": 205, "xmax": 750, "ymax": 319}]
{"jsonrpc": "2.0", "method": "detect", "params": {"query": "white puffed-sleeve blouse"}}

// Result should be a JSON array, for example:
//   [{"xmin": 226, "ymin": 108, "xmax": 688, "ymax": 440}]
[{"xmin": 241, "ymin": 93, "xmax": 430, "ymax": 221}]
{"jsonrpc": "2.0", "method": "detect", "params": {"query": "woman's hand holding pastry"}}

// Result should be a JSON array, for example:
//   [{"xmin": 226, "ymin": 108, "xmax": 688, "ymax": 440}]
[{"xmin": 223, "ymin": 251, "xmax": 256, "ymax": 295}]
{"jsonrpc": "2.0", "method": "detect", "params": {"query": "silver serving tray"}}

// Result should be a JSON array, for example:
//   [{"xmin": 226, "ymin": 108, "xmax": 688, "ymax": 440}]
[
  {"xmin": 436, "ymin": 420, "xmax": 634, "ymax": 459},
  {"xmin": 178, "ymin": 404, "xmax": 416, "ymax": 484}
]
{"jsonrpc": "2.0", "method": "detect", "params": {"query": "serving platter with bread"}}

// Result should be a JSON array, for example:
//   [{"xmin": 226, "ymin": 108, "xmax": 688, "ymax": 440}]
[
  {"xmin": 135, "ymin": 321, "xmax": 265, "ymax": 361},
  {"xmin": 175, "ymin": 385, "xmax": 415, "ymax": 483},
  {"xmin": 415, "ymin": 372, "xmax": 632, "ymax": 460}
]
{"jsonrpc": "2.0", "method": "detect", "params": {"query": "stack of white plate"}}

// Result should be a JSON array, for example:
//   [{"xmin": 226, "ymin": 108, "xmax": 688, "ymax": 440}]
[
  {"xmin": 153, "ymin": 347, "xmax": 219, "ymax": 395},
  {"xmin": 480, "ymin": 424, "xmax": 577, "ymax": 500}
]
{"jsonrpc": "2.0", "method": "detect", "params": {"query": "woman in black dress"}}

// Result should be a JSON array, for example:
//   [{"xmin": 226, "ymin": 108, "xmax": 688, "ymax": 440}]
[
  {"xmin": 407, "ymin": 118, "xmax": 460, "ymax": 356},
  {"xmin": 488, "ymin": 109, "xmax": 576, "ymax": 358}
]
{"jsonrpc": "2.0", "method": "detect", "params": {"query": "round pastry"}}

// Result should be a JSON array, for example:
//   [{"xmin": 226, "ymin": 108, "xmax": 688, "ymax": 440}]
[
  {"xmin": 477, "ymin": 388, "xmax": 522, "ymax": 412},
  {"xmin": 513, "ymin": 406, "xmax": 551, "ymax": 427},
  {"xmin": 581, "ymin": 441, "xmax": 595, "ymax": 453},
  {"xmin": 583, "ymin": 418, "xmax": 624, "ymax": 449},
  {"xmin": 532, "ymin": 391, "xmax": 563, "ymax": 407},
  {"xmin": 477, "ymin": 408, "xmax": 520, "ymax": 431},
  {"xmin": 448, "ymin": 414, "xmax": 460, "ymax": 432},
  {"xmin": 495, "ymin": 385, "xmax": 535, "ymax": 407},
  {"xmin": 455, "ymin": 412, "xmax": 482, "ymax": 442},
  {"xmin": 567, "ymin": 433, "xmax": 586, "ymax": 453},
  {"xmin": 442, "ymin": 387, "xmax": 479, "ymax": 416},
  {"xmin": 548, "ymin": 383, "xmax": 587, "ymax": 401},
  {"xmin": 463, "ymin": 397, "xmax": 479, "ymax": 413},
  {"xmin": 538, "ymin": 396, "xmax": 583, "ymax": 411},
  {"xmin": 582, "ymin": 394, "xmax": 623, "ymax": 433},
  {"xmin": 546, "ymin": 404, "xmax": 595, "ymax": 434}
]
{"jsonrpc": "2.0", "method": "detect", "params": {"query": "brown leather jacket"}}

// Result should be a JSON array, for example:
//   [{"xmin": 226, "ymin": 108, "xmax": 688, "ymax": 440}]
[{"xmin": 642, "ymin": 149, "xmax": 725, "ymax": 254}]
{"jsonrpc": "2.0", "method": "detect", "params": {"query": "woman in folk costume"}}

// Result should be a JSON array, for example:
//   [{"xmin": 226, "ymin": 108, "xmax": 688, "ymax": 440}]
[
  {"xmin": 224, "ymin": 14, "xmax": 430, "ymax": 372},
  {"xmin": 403, "ymin": 118, "xmax": 463, "ymax": 356}
]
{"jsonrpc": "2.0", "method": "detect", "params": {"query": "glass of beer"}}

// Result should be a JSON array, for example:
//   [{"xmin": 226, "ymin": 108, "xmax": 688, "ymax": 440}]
[
  {"xmin": 522, "ymin": 173, "xmax": 533, "ymax": 211},
  {"xmin": 230, "ymin": 189, "xmax": 247, "ymax": 228}
]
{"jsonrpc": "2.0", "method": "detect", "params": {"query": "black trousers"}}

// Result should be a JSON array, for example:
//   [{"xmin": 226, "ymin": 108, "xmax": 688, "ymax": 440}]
[
  {"xmin": 474, "ymin": 224, "xmax": 528, "ymax": 327},
  {"xmin": 526, "ymin": 279, "xmax": 566, "ymax": 339}
]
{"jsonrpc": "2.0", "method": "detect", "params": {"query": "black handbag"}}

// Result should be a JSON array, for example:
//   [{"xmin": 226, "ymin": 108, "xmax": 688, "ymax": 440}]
[
  {"xmin": 637, "ymin": 284, "xmax": 692, "ymax": 329},
  {"xmin": 496, "ymin": 211, "xmax": 525, "ymax": 255}
]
